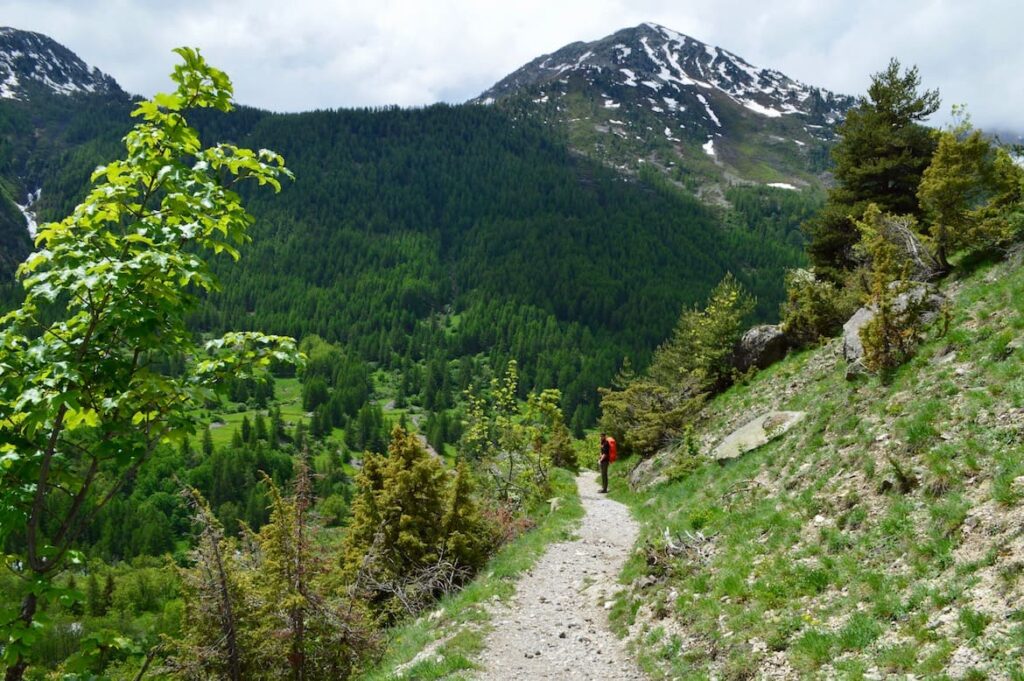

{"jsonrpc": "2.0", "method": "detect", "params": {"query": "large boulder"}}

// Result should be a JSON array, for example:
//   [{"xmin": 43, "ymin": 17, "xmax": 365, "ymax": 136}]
[
  {"xmin": 841, "ymin": 307, "xmax": 875, "ymax": 365},
  {"xmin": 711, "ymin": 411, "xmax": 805, "ymax": 462},
  {"xmin": 733, "ymin": 324, "xmax": 790, "ymax": 373},
  {"xmin": 842, "ymin": 282, "xmax": 945, "ymax": 368}
]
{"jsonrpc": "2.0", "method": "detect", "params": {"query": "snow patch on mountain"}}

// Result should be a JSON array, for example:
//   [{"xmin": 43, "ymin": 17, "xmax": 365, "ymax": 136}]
[
  {"xmin": 741, "ymin": 100, "xmax": 783, "ymax": 118},
  {"xmin": 696, "ymin": 94, "xmax": 721, "ymax": 127}
]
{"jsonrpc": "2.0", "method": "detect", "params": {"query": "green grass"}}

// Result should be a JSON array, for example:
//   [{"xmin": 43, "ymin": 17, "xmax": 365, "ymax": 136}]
[
  {"xmin": 357, "ymin": 468, "xmax": 584, "ymax": 680},
  {"xmin": 605, "ymin": 249, "xmax": 1024, "ymax": 677},
  {"xmin": 204, "ymin": 377, "xmax": 306, "ymax": 447}
]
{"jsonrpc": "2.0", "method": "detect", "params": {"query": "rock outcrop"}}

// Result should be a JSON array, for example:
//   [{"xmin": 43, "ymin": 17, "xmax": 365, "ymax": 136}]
[
  {"xmin": 711, "ymin": 410, "xmax": 805, "ymax": 462},
  {"xmin": 842, "ymin": 282, "xmax": 945, "ymax": 372},
  {"xmin": 733, "ymin": 324, "xmax": 790, "ymax": 373}
]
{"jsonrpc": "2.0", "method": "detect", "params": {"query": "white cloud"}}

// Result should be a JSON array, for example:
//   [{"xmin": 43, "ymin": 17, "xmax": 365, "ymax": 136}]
[{"xmin": 1, "ymin": 0, "xmax": 1020, "ymax": 129}]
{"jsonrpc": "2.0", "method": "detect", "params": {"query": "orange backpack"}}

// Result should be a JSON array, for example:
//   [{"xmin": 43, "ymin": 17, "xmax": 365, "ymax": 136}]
[{"xmin": 607, "ymin": 436, "xmax": 618, "ymax": 462}]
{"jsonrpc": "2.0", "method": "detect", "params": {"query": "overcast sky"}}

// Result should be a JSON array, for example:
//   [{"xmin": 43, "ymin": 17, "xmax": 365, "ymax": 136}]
[{"xmin": 1, "ymin": 0, "xmax": 1021, "ymax": 131}]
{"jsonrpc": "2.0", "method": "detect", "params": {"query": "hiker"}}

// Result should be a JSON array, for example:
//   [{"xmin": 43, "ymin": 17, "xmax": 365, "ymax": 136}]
[{"xmin": 599, "ymin": 433, "xmax": 611, "ymax": 493}]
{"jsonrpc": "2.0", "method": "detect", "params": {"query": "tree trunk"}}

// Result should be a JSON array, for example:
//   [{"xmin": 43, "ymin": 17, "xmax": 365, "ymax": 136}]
[
  {"xmin": 210, "ymin": 536, "xmax": 241, "ymax": 681},
  {"xmin": 4, "ymin": 593, "xmax": 38, "ymax": 681}
]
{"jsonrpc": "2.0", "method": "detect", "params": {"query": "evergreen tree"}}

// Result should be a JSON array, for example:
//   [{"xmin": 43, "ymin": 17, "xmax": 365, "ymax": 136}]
[
  {"xmin": 270, "ymin": 406, "xmax": 285, "ymax": 443},
  {"xmin": 203, "ymin": 427, "xmax": 216, "ymax": 458},
  {"xmin": 302, "ymin": 377, "xmax": 330, "ymax": 412},
  {"xmin": 254, "ymin": 412, "xmax": 268, "ymax": 442},
  {"xmin": 600, "ymin": 274, "xmax": 754, "ymax": 456},
  {"xmin": 806, "ymin": 59, "xmax": 940, "ymax": 278},
  {"xmin": 66, "ymin": 575, "xmax": 83, "ymax": 616},
  {"xmin": 241, "ymin": 415, "xmax": 253, "ymax": 444},
  {"xmin": 441, "ymin": 460, "xmax": 494, "ymax": 570},
  {"xmin": 175, "ymin": 487, "xmax": 248, "ymax": 680},
  {"xmin": 856, "ymin": 205, "xmax": 929, "ymax": 373},
  {"xmin": 342, "ymin": 427, "xmax": 490, "ymax": 621},
  {"xmin": 86, "ymin": 573, "xmax": 102, "ymax": 617},
  {"xmin": 918, "ymin": 111, "xmax": 1024, "ymax": 269},
  {"xmin": 102, "ymin": 574, "xmax": 115, "ymax": 617}
]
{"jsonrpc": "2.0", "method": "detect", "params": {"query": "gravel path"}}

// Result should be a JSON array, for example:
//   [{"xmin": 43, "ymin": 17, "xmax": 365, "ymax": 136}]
[{"xmin": 474, "ymin": 472, "xmax": 645, "ymax": 680}]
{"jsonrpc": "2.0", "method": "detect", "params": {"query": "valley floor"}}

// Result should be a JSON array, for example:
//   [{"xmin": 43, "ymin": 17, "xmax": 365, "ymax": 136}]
[{"xmin": 473, "ymin": 473, "xmax": 645, "ymax": 680}]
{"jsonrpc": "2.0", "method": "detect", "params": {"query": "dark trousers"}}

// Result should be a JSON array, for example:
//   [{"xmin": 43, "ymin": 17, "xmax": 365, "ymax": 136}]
[{"xmin": 600, "ymin": 459, "xmax": 609, "ymax": 491}]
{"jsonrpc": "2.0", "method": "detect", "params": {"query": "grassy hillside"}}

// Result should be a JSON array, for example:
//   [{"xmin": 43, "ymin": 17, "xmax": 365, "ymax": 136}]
[{"xmin": 609, "ymin": 249, "xmax": 1024, "ymax": 679}]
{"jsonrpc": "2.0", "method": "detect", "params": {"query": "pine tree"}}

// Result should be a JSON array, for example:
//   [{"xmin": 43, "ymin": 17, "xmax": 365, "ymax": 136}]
[
  {"xmin": 918, "ymin": 111, "xmax": 1024, "ymax": 269},
  {"xmin": 856, "ymin": 205, "xmax": 928, "ymax": 373},
  {"xmin": 241, "ymin": 415, "xmax": 253, "ymax": 444},
  {"xmin": 254, "ymin": 412, "xmax": 268, "ymax": 442},
  {"xmin": 101, "ymin": 574, "xmax": 115, "ymax": 616},
  {"xmin": 441, "ymin": 460, "xmax": 494, "ymax": 570},
  {"xmin": 175, "ymin": 487, "xmax": 247, "ymax": 680},
  {"xmin": 66, "ymin": 575, "xmax": 83, "ymax": 616},
  {"xmin": 270, "ymin": 406, "xmax": 285, "ymax": 443},
  {"xmin": 806, "ymin": 58, "xmax": 940, "ymax": 278},
  {"xmin": 203, "ymin": 427, "xmax": 215, "ymax": 457},
  {"xmin": 86, "ymin": 573, "xmax": 102, "ymax": 617},
  {"xmin": 600, "ymin": 274, "xmax": 753, "ymax": 456}
]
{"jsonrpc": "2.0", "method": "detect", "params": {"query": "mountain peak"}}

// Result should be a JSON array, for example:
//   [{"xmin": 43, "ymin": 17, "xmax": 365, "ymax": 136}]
[
  {"xmin": 475, "ymin": 22, "xmax": 851, "ymax": 126},
  {"xmin": 472, "ymin": 22, "xmax": 857, "ymax": 191},
  {"xmin": 0, "ymin": 27, "xmax": 122, "ymax": 100}
]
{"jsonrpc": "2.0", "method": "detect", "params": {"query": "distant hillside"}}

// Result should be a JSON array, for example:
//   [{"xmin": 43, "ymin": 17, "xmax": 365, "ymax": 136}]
[
  {"xmin": 0, "ymin": 27, "xmax": 815, "ymax": 422},
  {"xmin": 473, "ymin": 22, "xmax": 856, "ymax": 201}
]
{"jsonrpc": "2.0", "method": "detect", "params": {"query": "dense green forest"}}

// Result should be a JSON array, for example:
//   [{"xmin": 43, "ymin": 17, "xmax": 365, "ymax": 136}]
[{"xmin": 0, "ymin": 91, "xmax": 810, "ymax": 429}]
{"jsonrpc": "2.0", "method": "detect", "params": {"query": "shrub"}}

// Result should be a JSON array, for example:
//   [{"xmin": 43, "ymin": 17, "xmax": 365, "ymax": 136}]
[
  {"xmin": 342, "ymin": 427, "xmax": 495, "ymax": 622},
  {"xmin": 857, "ymin": 205, "xmax": 931, "ymax": 373},
  {"xmin": 780, "ymin": 268, "xmax": 857, "ymax": 347},
  {"xmin": 460, "ymin": 362, "xmax": 564, "ymax": 504}
]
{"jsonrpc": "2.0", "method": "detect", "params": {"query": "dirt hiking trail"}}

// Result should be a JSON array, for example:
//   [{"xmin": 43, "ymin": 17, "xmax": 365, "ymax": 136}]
[{"xmin": 474, "ymin": 472, "xmax": 645, "ymax": 680}]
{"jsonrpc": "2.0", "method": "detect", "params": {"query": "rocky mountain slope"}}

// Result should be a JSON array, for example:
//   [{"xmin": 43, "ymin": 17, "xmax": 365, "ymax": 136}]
[
  {"xmin": 0, "ymin": 27, "xmax": 122, "ymax": 100},
  {"xmin": 612, "ymin": 248, "xmax": 1024, "ymax": 678},
  {"xmin": 474, "ymin": 22, "xmax": 856, "ymax": 198}
]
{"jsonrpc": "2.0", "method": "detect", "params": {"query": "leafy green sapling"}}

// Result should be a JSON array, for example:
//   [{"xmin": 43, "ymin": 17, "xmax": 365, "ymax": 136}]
[{"xmin": 0, "ymin": 48, "xmax": 298, "ymax": 680}]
